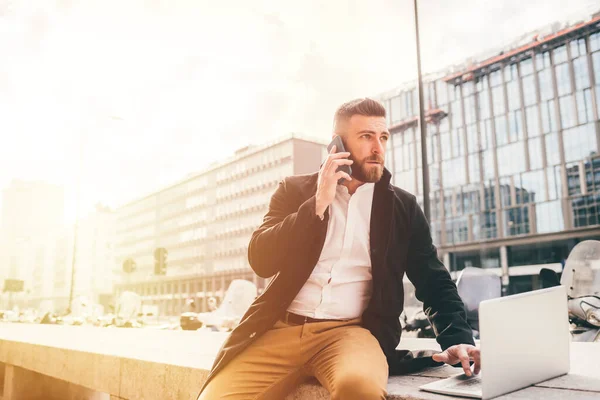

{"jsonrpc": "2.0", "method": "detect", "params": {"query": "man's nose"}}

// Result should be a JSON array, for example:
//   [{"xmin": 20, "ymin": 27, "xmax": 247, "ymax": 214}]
[{"xmin": 372, "ymin": 139, "xmax": 384, "ymax": 155}]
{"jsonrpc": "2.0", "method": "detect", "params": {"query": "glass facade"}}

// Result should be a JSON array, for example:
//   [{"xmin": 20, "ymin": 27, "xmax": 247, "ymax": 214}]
[{"xmin": 381, "ymin": 22, "xmax": 600, "ymax": 286}]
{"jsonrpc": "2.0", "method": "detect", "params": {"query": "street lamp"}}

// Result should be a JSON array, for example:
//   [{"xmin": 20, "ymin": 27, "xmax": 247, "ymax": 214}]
[{"xmin": 413, "ymin": 0, "xmax": 431, "ymax": 222}]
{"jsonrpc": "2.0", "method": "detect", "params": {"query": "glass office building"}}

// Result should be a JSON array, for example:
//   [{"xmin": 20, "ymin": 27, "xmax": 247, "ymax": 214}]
[
  {"xmin": 380, "ymin": 14, "xmax": 600, "ymax": 293},
  {"xmin": 114, "ymin": 135, "xmax": 326, "ymax": 315}
]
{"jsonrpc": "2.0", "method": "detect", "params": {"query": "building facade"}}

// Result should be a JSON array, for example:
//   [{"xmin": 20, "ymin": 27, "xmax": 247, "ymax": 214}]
[
  {"xmin": 114, "ymin": 135, "xmax": 326, "ymax": 316},
  {"xmin": 0, "ymin": 180, "xmax": 64, "ymax": 309},
  {"xmin": 379, "ymin": 13, "xmax": 600, "ymax": 294},
  {"xmin": 71, "ymin": 205, "xmax": 117, "ymax": 310}
]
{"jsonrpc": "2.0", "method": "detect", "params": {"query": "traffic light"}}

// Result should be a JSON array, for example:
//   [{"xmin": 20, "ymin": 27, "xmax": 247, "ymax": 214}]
[
  {"xmin": 154, "ymin": 247, "xmax": 168, "ymax": 275},
  {"xmin": 122, "ymin": 258, "xmax": 137, "ymax": 273}
]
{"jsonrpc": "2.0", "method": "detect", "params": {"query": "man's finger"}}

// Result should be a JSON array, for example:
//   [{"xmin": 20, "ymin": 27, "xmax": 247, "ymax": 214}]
[
  {"xmin": 468, "ymin": 347, "xmax": 481, "ymax": 375},
  {"xmin": 458, "ymin": 348, "xmax": 472, "ymax": 376},
  {"xmin": 431, "ymin": 352, "xmax": 448, "ymax": 363},
  {"xmin": 334, "ymin": 171, "xmax": 352, "ymax": 181},
  {"xmin": 329, "ymin": 145, "xmax": 336, "ymax": 154},
  {"xmin": 328, "ymin": 151, "xmax": 351, "ymax": 159},
  {"xmin": 332, "ymin": 159, "xmax": 353, "ymax": 166},
  {"xmin": 324, "ymin": 159, "xmax": 353, "ymax": 177}
]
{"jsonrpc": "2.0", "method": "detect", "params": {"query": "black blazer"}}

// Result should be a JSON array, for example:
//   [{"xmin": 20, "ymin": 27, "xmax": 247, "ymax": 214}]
[{"xmin": 198, "ymin": 168, "xmax": 474, "ymax": 395}]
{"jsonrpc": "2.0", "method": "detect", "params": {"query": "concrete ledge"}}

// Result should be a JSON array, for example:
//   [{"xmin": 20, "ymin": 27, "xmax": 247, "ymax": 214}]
[{"xmin": 0, "ymin": 323, "xmax": 599, "ymax": 399}]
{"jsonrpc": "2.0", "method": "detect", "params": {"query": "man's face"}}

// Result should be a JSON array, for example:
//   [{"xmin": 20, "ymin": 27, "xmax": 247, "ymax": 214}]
[{"xmin": 335, "ymin": 115, "xmax": 389, "ymax": 183}]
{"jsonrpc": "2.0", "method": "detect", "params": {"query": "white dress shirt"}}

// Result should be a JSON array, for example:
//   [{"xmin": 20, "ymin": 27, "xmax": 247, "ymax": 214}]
[{"xmin": 287, "ymin": 182, "xmax": 375, "ymax": 319}]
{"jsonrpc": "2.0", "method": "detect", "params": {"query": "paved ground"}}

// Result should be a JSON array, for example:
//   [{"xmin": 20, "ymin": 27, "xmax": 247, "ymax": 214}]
[
  {"xmin": 1, "ymin": 322, "xmax": 598, "ymax": 378},
  {"xmin": 1, "ymin": 322, "xmax": 599, "ymax": 400}
]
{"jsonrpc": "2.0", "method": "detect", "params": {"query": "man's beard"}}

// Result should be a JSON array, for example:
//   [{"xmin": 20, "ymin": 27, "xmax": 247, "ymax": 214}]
[{"xmin": 350, "ymin": 155, "xmax": 385, "ymax": 182}]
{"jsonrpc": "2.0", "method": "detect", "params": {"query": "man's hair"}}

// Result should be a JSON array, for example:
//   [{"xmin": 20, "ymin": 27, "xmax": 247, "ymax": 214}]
[{"xmin": 333, "ymin": 98, "xmax": 386, "ymax": 132}]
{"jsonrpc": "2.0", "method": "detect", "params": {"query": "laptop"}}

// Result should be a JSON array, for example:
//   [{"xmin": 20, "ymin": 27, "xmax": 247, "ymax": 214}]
[{"xmin": 419, "ymin": 286, "xmax": 570, "ymax": 399}]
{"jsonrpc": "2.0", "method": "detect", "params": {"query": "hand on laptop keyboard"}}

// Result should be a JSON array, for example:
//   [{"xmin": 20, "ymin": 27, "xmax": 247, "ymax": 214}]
[{"xmin": 432, "ymin": 344, "xmax": 481, "ymax": 376}]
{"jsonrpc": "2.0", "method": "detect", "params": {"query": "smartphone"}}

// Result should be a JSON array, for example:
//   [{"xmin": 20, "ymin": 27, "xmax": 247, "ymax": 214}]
[{"xmin": 326, "ymin": 135, "xmax": 352, "ymax": 183}]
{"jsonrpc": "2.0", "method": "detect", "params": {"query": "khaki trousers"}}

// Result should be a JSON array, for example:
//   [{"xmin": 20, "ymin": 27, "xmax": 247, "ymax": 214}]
[{"xmin": 199, "ymin": 317, "xmax": 389, "ymax": 400}]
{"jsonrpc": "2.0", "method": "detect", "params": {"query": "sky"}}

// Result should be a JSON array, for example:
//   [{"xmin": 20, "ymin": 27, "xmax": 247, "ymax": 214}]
[{"xmin": 0, "ymin": 0, "xmax": 598, "ymax": 223}]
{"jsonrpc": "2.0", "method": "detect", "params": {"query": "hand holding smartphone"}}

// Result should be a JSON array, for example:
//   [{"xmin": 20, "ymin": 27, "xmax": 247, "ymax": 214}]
[
  {"xmin": 315, "ymin": 136, "xmax": 353, "ymax": 217},
  {"xmin": 326, "ymin": 136, "xmax": 352, "ymax": 184}
]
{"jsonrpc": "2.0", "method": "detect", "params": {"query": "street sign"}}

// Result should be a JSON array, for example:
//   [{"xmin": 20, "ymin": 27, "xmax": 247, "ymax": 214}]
[{"xmin": 3, "ymin": 279, "xmax": 24, "ymax": 292}]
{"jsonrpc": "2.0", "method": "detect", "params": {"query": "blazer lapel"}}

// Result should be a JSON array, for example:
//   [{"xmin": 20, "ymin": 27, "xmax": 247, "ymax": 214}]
[{"xmin": 370, "ymin": 168, "xmax": 395, "ymax": 293}]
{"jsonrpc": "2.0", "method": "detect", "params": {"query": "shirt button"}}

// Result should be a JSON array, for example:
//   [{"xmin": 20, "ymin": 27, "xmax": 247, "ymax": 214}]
[{"xmin": 249, "ymin": 332, "xmax": 256, "ymax": 338}]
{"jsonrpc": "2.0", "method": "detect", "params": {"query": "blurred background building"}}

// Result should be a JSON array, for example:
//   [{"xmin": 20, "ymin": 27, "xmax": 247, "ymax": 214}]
[
  {"xmin": 113, "ymin": 135, "xmax": 326, "ymax": 316},
  {"xmin": 0, "ymin": 180, "xmax": 64, "ymax": 310},
  {"xmin": 379, "ymin": 12, "xmax": 600, "ymax": 295}
]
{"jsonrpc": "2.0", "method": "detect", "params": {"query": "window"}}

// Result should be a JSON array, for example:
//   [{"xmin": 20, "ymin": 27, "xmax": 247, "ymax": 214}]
[
  {"xmin": 559, "ymin": 95, "xmax": 576, "ymax": 129},
  {"xmin": 480, "ymin": 119, "xmax": 494, "ymax": 149},
  {"xmin": 466, "ymin": 124, "xmax": 478, "ymax": 154},
  {"xmin": 525, "ymin": 106, "xmax": 540, "ymax": 138},
  {"xmin": 570, "ymin": 38, "xmax": 587, "ymax": 58},
  {"xmin": 440, "ymin": 132, "xmax": 451, "ymax": 160},
  {"xmin": 450, "ymin": 99, "xmax": 463, "ymax": 127},
  {"xmin": 540, "ymin": 100, "xmax": 557, "ymax": 134},
  {"xmin": 507, "ymin": 80, "xmax": 520, "ymax": 111},
  {"xmin": 478, "ymin": 88, "xmax": 491, "ymax": 119},
  {"xmin": 547, "ymin": 165, "xmax": 563, "ymax": 200},
  {"xmin": 573, "ymin": 57, "xmax": 590, "ymax": 90},
  {"xmin": 504, "ymin": 64, "xmax": 518, "ymax": 82},
  {"xmin": 476, "ymin": 75, "xmax": 488, "ymax": 92},
  {"xmin": 538, "ymin": 69, "xmax": 554, "ymax": 101},
  {"xmin": 499, "ymin": 177, "xmax": 512, "ymax": 207},
  {"xmin": 553, "ymin": 45, "xmax": 568, "ymax": 64},
  {"xmin": 508, "ymin": 110, "xmax": 523, "ymax": 142},
  {"xmin": 572, "ymin": 194, "xmax": 600, "ymax": 228},
  {"xmin": 555, "ymin": 63, "xmax": 572, "ymax": 96},
  {"xmin": 591, "ymin": 32, "xmax": 600, "ymax": 52},
  {"xmin": 593, "ymin": 52, "xmax": 600, "ymax": 86},
  {"xmin": 497, "ymin": 142, "xmax": 526, "ymax": 177},
  {"xmin": 584, "ymin": 157, "xmax": 600, "ymax": 194},
  {"xmin": 390, "ymin": 95, "xmax": 403, "ymax": 123},
  {"xmin": 464, "ymin": 95, "xmax": 476, "ymax": 125},
  {"xmin": 468, "ymin": 153, "xmax": 480, "ymax": 183},
  {"xmin": 504, "ymin": 206, "xmax": 530, "ymax": 236},
  {"xmin": 445, "ymin": 217, "xmax": 469, "ymax": 244},
  {"xmin": 520, "ymin": 58, "xmax": 534, "ymax": 76},
  {"xmin": 576, "ymin": 89, "xmax": 593, "ymax": 124},
  {"xmin": 567, "ymin": 163, "xmax": 582, "ymax": 196},
  {"xmin": 536, "ymin": 200, "xmax": 564, "ymax": 233},
  {"xmin": 495, "ymin": 115, "xmax": 508, "ymax": 146},
  {"xmin": 461, "ymin": 186, "xmax": 481, "ymax": 214},
  {"xmin": 436, "ymin": 81, "xmax": 448, "ymax": 105},
  {"xmin": 482, "ymin": 150, "xmax": 495, "ymax": 180},
  {"xmin": 453, "ymin": 128, "xmax": 464, "ymax": 157},
  {"xmin": 442, "ymin": 158, "xmax": 466, "ymax": 188},
  {"xmin": 528, "ymin": 137, "xmax": 543, "ymax": 170},
  {"xmin": 490, "ymin": 69, "xmax": 503, "ymax": 86},
  {"xmin": 522, "ymin": 75, "xmax": 537, "ymax": 106},
  {"xmin": 492, "ymin": 85, "xmax": 505, "ymax": 115},
  {"xmin": 563, "ymin": 123, "xmax": 597, "ymax": 163},
  {"xmin": 473, "ymin": 211, "xmax": 497, "ymax": 240},
  {"xmin": 463, "ymin": 81, "xmax": 474, "ymax": 96},
  {"xmin": 483, "ymin": 180, "xmax": 496, "ymax": 210},
  {"xmin": 429, "ymin": 133, "xmax": 438, "ymax": 164},
  {"xmin": 545, "ymin": 132, "xmax": 561, "ymax": 166},
  {"xmin": 536, "ymin": 52, "xmax": 551, "ymax": 71},
  {"xmin": 404, "ymin": 142, "xmax": 414, "ymax": 170},
  {"xmin": 520, "ymin": 169, "xmax": 546, "ymax": 203}
]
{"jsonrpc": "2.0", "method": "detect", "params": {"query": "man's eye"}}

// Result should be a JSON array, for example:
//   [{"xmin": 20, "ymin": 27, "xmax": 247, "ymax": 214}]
[{"xmin": 382, "ymin": 136, "xmax": 389, "ymax": 141}]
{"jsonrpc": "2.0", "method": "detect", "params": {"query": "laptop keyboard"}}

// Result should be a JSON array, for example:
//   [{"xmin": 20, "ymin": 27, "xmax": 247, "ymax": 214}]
[{"xmin": 447, "ymin": 375, "xmax": 482, "ymax": 391}]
